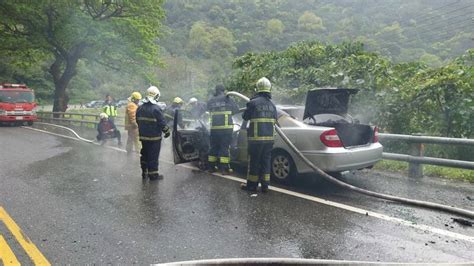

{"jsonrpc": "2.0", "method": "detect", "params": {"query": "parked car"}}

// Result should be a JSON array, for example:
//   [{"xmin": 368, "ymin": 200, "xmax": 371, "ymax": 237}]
[
  {"xmin": 172, "ymin": 88, "xmax": 383, "ymax": 182},
  {"xmin": 138, "ymin": 99, "xmax": 167, "ymax": 111},
  {"xmin": 116, "ymin": 99, "xmax": 128, "ymax": 108},
  {"xmin": 85, "ymin": 100, "xmax": 105, "ymax": 108}
]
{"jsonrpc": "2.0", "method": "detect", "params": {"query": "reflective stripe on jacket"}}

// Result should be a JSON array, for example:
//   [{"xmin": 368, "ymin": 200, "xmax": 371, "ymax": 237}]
[
  {"xmin": 242, "ymin": 93, "xmax": 277, "ymax": 142},
  {"xmin": 207, "ymin": 93, "xmax": 239, "ymax": 132},
  {"xmin": 136, "ymin": 102, "xmax": 169, "ymax": 141},
  {"xmin": 103, "ymin": 103, "xmax": 118, "ymax": 117}
]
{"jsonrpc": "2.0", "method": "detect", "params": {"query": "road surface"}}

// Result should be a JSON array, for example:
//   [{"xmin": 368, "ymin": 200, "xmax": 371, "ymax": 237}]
[{"xmin": 0, "ymin": 126, "xmax": 473, "ymax": 264}]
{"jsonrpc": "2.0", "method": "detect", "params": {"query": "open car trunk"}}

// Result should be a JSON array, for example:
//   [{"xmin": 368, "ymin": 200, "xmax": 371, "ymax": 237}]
[
  {"xmin": 316, "ymin": 120, "xmax": 374, "ymax": 147},
  {"xmin": 304, "ymin": 87, "xmax": 374, "ymax": 147}
]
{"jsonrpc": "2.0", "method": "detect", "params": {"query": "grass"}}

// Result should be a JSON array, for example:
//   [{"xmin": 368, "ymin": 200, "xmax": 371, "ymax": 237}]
[{"xmin": 374, "ymin": 160, "xmax": 474, "ymax": 183}]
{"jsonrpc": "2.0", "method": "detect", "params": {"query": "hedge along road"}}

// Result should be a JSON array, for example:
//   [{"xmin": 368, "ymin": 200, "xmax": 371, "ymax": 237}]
[{"xmin": 0, "ymin": 126, "xmax": 473, "ymax": 264}]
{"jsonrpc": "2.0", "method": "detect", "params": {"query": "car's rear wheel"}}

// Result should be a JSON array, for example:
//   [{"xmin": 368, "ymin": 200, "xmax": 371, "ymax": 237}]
[{"xmin": 271, "ymin": 150, "xmax": 296, "ymax": 183}]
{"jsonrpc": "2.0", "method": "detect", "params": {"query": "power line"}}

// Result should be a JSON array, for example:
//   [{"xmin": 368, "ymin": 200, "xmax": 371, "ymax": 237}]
[
  {"xmin": 405, "ymin": 17, "xmax": 473, "ymax": 43},
  {"xmin": 405, "ymin": 24, "xmax": 473, "ymax": 46},
  {"xmin": 375, "ymin": 15, "xmax": 472, "ymax": 46},
  {"xmin": 405, "ymin": 27, "xmax": 472, "ymax": 46},
  {"xmin": 410, "ymin": 0, "xmax": 462, "ymax": 22},
  {"xmin": 413, "ymin": 2, "xmax": 470, "ymax": 26},
  {"xmin": 406, "ymin": 9, "xmax": 474, "ymax": 36},
  {"xmin": 406, "ymin": 17, "xmax": 474, "ymax": 40}
]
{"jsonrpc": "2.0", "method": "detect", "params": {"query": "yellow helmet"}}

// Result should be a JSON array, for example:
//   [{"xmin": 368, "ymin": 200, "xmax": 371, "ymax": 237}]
[
  {"xmin": 256, "ymin": 77, "xmax": 272, "ymax": 93},
  {"xmin": 131, "ymin": 91, "xmax": 142, "ymax": 101},
  {"xmin": 173, "ymin": 97, "xmax": 184, "ymax": 104}
]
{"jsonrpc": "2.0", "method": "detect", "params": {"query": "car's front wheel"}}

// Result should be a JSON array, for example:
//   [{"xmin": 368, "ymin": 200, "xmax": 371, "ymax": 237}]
[{"xmin": 271, "ymin": 150, "xmax": 296, "ymax": 182}]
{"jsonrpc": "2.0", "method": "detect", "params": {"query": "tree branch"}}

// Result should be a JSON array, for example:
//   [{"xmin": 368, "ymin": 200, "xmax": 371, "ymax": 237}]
[
  {"xmin": 83, "ymin": 0, "xmax": 127, "ymax": 21},
  {"xmin": 45, "ymin": 5, "xmax": 68, "ymax": 59},
  {"xmin": 92, "ymin": 57, "xmax": 121, "ymax": 71}
]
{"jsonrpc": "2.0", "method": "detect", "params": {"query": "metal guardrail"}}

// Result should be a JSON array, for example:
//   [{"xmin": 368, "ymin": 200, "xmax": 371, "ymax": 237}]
[
  {"xmin": 37, "ymin": 111, "xmax": 125, "ymax": 128},
  {"xmin": 36, "ymin": 111, "xmax": 473, "ymax": 177},
  {"xmin": 379, "ymin": 133, "xmax": 474, "ymax": 177}
]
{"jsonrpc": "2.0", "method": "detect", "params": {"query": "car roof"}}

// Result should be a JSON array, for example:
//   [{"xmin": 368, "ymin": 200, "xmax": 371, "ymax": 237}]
[{"xmin": 277, "ymin": 105, "xmax": 303, "ymax": 109}]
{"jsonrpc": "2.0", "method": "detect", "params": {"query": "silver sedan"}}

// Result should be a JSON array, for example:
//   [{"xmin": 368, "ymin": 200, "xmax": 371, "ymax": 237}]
[{"xmin": 173, "ymin": 89, "xmax": 383, "ymax": 182}]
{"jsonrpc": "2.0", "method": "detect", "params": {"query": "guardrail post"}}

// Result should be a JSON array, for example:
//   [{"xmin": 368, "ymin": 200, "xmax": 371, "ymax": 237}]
[{"xmin": 408, "ymin": 133, "xmax": 424, "ymax": 178}]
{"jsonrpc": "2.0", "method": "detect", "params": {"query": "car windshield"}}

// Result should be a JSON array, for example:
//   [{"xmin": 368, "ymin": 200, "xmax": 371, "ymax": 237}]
[{"xmin": 0, "ymin": 90, "xmax": 34, "ymax": 103}]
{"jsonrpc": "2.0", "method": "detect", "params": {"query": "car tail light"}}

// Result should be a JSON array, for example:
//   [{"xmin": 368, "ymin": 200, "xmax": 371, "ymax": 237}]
[
  {"xmin": 320, "ymin": 129, "xmax": 343, "ymax": 147},
  {"xmin": 373, "ymin": 126, "xmax": 379, "ymax": 143}
]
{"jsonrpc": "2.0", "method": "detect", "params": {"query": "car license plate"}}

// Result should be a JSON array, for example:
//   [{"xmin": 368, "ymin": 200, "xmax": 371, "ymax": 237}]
[{"xmin": 15, "ymin": 116, "xmax": 24, "ymax": 120}]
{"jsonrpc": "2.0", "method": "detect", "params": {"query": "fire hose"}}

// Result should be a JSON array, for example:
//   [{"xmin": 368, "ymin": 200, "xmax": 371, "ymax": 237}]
[
  {"xmin": 227, "ymin": 91, "xmax": 474, "ymax": 219},
  {"xmin": 32, "ymin": 122, "xmax": 95, "ymax": 143}
]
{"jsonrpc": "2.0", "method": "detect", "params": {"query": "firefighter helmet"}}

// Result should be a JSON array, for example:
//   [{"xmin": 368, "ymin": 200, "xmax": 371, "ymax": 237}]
[
  {"xmin": 143, "ymin": 86, "xmax": 160, "ymax": 104},
  {"xmin": 256, "ymin": 77, "xmax": 271, "ymax": 93},
  {"xmin": 99, "ymin": 113, "xmax": 109, "ymax": 120},
  {"xmin": 188, "ymin": 97, "xmax": 198, "ymax": 105},
  {"xmin": 173, "ymin": 97, "xmax": 184, "ymax": 105},
  {"xmin": 130, "ymin": 91, "xmax": 142, "ymax": 101},
  {"xmin": 147, "ymin": 86, "xmax": 160, "ymax": 99}
]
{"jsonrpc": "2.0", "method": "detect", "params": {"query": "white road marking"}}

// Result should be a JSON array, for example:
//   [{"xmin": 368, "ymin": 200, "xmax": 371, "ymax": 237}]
[{"xmin": 22, "ymin": 126, "xmax": 474, "ymax": 243}]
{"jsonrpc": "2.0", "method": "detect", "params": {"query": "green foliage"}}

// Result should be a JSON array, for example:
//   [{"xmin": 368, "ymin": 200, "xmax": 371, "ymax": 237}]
[
  {"xmin": 0, "ymin": 0, "xmax": 164, "ymax": 110},
  {"xmin": 226, "ymin": 41, "xmax": 473, "ymax": 144},
  {"xmin": 266, "ymin": 19, "xmax": 285, "ymax": 39},
  {"xmin": 374, "ymin": 160, "xmax": 474, "ymax": 183},
  {"xmin": 187, "ymin": 21, "xmax": 236, "ymax": 59},
  {"xmin": 407, "ymin": 51, "xmax": 473, "ymax": 138},
  {"xmin": 298, "ymin": 11, "xmax": 324, "ymax": 32}
]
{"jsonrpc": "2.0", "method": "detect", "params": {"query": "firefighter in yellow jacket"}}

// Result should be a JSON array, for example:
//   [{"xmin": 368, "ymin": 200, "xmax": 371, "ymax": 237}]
[{"xmin": 124, "ymin": 92, "xmax": 142, "ymax": 153}]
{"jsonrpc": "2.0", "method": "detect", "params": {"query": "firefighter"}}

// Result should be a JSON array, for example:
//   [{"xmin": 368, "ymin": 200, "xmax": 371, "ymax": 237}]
[
  {"xmin": 124, "ymin": 91, "xmax": 142, "ymax": 154},
  {"xmin": 103, "ymin": 94, "xmax": 118, "ymax": 122},
  {"xmin": 97, "ymin": 113, "xmax": 122, "ymax": 146},
  {"xmin": 187, "ymin": 97, "xmax": 207, "ymax": 120},
  {"xmin": 164, "ymin": 97, "xmax": 184, "ymax": 127},
  {"xmin": 136, "ymin": 86, "xmax": 170, "ymax": 180},
  {"xmin": 207, "ymin": 85, "xmax": 239, "ymax": 174},
  {"xmin": 240, "ymin": 77, "xmax": 277, "ymax": 193}
]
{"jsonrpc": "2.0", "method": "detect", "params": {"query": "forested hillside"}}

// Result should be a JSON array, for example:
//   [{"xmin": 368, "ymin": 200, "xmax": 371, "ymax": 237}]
[
  {"xmin": 156, "ymin": 0, "xmax": 472, "ymax": 101},
  {"xmin": 162, "ymin": 0, "xmax": 472, "ymax": 62},
  {"xmin": 0, "ymin": 0, "xmax": 472, "ymax": 137}
]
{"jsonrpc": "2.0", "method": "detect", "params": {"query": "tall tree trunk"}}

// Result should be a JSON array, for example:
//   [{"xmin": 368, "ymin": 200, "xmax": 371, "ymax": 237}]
[
  {"xmin": 52, "ymin": 79, "xmax": 69, "ymax": 113},
  {"xmin": 49, "ymin": 45, "xmax": 84, "ymax": 116}
]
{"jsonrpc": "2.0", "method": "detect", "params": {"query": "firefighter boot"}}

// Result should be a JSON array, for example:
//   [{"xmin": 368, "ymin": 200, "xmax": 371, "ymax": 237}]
[
  {"xmin": 207, "ymin": 165, "xmax": 217, "ymax": 173},
  {"xmin": 260, "ymin": 184, "xmax": 269, "ymax": 193},
  {"xmin": 149, "ymin": 173, "xmax": 164, "ymax": 181},
  {"xmin": 240, "ymin": 181, "xmax": 257, "ymax": 192},
  {"xmin": 221, "ymin": 167, "xmax": 233, "ymax": 175}
]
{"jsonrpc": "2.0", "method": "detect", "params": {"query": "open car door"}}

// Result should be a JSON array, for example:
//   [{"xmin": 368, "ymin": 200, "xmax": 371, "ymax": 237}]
[{"xmin": 172, "ymin": 109, "xmax": 210, "ymax": 164}]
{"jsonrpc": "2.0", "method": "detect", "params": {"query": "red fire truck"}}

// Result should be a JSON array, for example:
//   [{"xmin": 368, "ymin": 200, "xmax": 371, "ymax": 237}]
[{"xmin": 0, "ymin": 83, "xmax": 38, "ymax": 125}]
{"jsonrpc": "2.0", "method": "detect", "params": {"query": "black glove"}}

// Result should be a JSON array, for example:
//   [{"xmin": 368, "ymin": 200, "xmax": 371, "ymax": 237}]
[{"xmin": 164, "ymin": 131, "xmax": 170, "ymax": 138}]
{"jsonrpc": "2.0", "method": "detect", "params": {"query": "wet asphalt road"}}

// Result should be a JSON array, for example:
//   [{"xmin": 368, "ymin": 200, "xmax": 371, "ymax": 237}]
[{"xmin": 0, "ymin": 126, "xmax": 473, "ymax": 264}]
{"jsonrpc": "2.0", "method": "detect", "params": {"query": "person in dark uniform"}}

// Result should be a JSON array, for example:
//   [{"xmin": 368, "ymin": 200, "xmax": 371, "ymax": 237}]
[
  {"xmin": 207, "ymin": 85, "xmax": 239, "ymax": 174},
  {"xmin": 241, "ymin": 77, "xmax": 278, "ymax": 193},
  {"xmin": 164, "ymin": 97, "xmax": 184, "ymax": 127},
  {"xmin": 187, "ymin": 97, "xmax": 207, "ymax": 120},
  {"xmin": 136, "ymin": 86, "xmax": 170, "ymax": 181}
]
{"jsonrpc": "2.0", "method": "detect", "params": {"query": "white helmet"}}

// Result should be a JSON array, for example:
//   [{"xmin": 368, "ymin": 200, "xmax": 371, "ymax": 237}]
[
  {"xmin": 99, "ymin": 113, "xmax": 109, "ymax": 120},
  {"xmin": 256, "ymin": 77, "xmax": 271, "ymax": 93},
  {"xmin": 188, "ymin": 97, "xmax": 198, "ymax": 105},
  {"xmin": 145, "ymin": 86, "xmax": 161, "ymax": 104}
]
